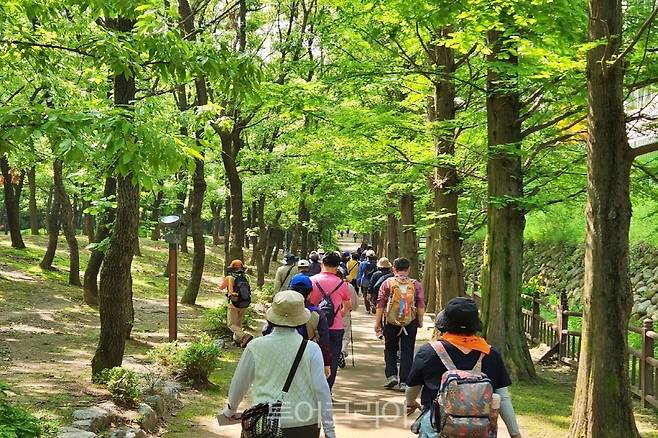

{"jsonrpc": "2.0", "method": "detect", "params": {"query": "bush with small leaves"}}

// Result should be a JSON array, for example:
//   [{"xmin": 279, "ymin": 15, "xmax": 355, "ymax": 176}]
[
  {"xmin": 100, "ymin": 367, "xmax": 141, "ymax": 407},
  {"xmin": 203, "ymin": 303, "xmax": 255, "ymax": 337},
  {"xmin": 0, "ymin": 381, "xmax": 47, "ymax": 437},
  {"xmin": 150, "ymin": 336, "xmax": 221, "ymax": 388}
]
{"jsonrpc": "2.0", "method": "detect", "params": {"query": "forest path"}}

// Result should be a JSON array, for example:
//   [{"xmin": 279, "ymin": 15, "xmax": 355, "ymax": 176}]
[{"xmin": 199, "ymin": 236, "xmax": 514, "ymax": 437}]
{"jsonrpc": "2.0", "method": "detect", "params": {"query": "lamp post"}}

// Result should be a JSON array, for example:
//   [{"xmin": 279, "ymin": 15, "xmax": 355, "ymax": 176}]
[{"xmin": 160, "ymin": 215, "xmax": 182, "ymax": 342}]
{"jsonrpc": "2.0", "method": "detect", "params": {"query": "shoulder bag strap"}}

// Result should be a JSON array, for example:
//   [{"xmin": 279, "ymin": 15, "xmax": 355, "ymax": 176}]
[
  {"xmin": 472, "ymin": 353, "xmax": 485, "ymax": 376},
  {"xmin": 282, "ymin": 265, "xmax": 295, "ymax": 287},
  {"xmin": 430, "ymin": 340, "xmax": 457, "ymax": 371},
  {"xmin": 282, "ymin": 339, "xmax": 308, "ymax": 393}
]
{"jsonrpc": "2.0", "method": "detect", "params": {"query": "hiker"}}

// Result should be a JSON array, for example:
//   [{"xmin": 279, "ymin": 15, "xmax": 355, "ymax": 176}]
[
  {"xmin": 369, "ymin": 257, "xmax": 393, "ymax": 310},
  {"xmin": 221, "ymin": 290, "xmax": 336, "ymax": 438},
  {"xmin": 263, "ymin": 275, "xmax": 332, "ymax": 378},
  {"xmin": 308, "ymin": 251, "xmax": 322, "ymax": 276},
  {"xmin": 357, "ymin": 249, "xmax": 378, "ymax": 313},
  {"xmin": 374, "ymin": 257, "xmax": 425, "ymax": 391},
  {"xmin": 345, "ymin": 251, "xmax": 360, "ymax": 291},
  {"xmin": 297, "ymin": 259, "xmax": 311, "ymax": 276},
  {"xmin": 273, "ymin": 253, "xmax": 298, "ymax": 293},
  {"xmin": 218, "ymin": 260, "xmax": 253, "ymax": 348},
  {"xmin": 339, "ymin": 250, "xmax": 351, "ymax": 277},
  {"xmin": 309, "ymin": 251, "xmax": 352, "ymax": 389},
  {"xmin": 405, "ymin": 298, "xmax": 522, "ymax": 438},
  {"xmin": 339, "ymin": 271, "xmax": 360, "ymax": 368},
  {"xmin": 317, "ymin": 248, "xmax": 326, "ymax": 260}
]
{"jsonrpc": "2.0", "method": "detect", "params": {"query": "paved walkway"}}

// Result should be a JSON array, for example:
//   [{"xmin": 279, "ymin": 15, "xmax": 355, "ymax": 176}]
[{"xmin": 205, "ymin": 236, "xmax": 514, "ymax": 437}]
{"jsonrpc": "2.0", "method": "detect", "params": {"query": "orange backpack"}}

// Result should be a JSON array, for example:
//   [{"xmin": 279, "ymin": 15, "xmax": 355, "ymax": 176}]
[{"xmin": 385, "ymin": 277, "xmax": 417, "ymax": 326}]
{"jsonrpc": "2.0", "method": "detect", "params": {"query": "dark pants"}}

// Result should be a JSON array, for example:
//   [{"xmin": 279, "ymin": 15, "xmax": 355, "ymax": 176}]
[
  {"xmin": 361, "ymin": 286, "xmax": 371, "ymax": 311},
  {"xmin": 383, "ymin": 320, "xmax": 418, "ymax": 384},
  {"xmin": 328, "ymin": 329, "xmax": 345, "ymax": 389},
  {"xmin": 282, "ymin": 424, "xmax": 320, "ymax": 438}
]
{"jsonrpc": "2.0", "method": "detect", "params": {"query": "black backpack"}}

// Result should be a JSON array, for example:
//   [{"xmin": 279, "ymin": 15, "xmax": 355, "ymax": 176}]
[
  {"xmin": 314, "ymin": 280, "xmax": 343, "ymax": 327},
  {"xmin": 230, "ymin": 271, "xmax": 252, "ymax": 308}
]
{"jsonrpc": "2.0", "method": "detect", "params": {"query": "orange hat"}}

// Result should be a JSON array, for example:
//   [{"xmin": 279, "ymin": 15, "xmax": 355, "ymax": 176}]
[{"xmin": 229, "ymin": 260, "xmax": 244, "ymax": 269}]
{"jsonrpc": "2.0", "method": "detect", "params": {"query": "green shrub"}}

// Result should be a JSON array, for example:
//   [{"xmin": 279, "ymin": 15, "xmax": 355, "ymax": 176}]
[
  {"xmin": 150, "ymin": 336, "xmax": 221, "ymax": 388},
  {"xmin": 100, "ymin": 367, "xmax": 141, "ymax": 406},
  {"xmin": 203, "ymin": 303, "xmax": 255, "ymax": 337},
  {"xmin": 0, "ymin": 381, "xmax": 43, "ymax": 437}
]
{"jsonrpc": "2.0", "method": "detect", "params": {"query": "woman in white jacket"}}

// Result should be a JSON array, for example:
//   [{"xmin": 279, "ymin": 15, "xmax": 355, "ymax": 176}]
[{"xmin": 220, "ymin": 290, "xmax": 336, "ymax": 438}]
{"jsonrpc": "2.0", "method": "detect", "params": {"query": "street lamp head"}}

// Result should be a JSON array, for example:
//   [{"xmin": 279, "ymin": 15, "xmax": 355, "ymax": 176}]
[{"xmin": 159, "ymin": 215, "xmax": 181, "ymax": 228}]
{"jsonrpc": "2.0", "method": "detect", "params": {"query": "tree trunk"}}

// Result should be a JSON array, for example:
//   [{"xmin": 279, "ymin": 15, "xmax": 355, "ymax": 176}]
[
  {"xmin": 181, "ymin": 156, "xmax": 206, "ymax": 305},
  {"xmin": 220, "ymin": 131, "xmax": 244, "ymax": 264},
  {"xmin": 27, "ymin": 167, "xmax": 39, "ymax": 235},
  {"xmin": 150, "ymin": 190, "xmax": 163, "ymax": 241},
  {"xmin": 263, "ymin": 211, "xmax": 282, "ymax": 274},
  {"xmin": 176, "ymin": 173, "xmax": 189, "ymax": 253},
  {"xmin": 0, "ymin": 155, "xmax": 26, "ymax": 249},
  {"xmin": 91, "ymin": 31, "xmax": 138, "ymax": 374},
  {"xmin": 254, "ymin": 195, "xmax": 267, "ymax": 286},
  {"xmin": 83, "ymin": 177, "xmax": 116, "ymax": 306},
  {"xmin": 211, "ymin": 200, "xmax": 221, "ymax": 245},
  {"xmin": 248, "ymin": 201, "xmax": 258, "ymax": 264},
  {"xmin": 385, "ymin": 193, "xmax": 399, "ymax": 260},
  {"xmin": 480, "ymin": 29, "xmax": 535, "ymax": 381},
  {"xmin": 399, "ymin": 194, "xmax": 420, "ymax": 277},
  {"xmin": 223, "ymin": 195, "xmax": 231, "ymax": 263},
  {"xmin": 40, "ymin": 163, "xmax": 62, "ymax": 270},
  {"xmin": 82, "ymin": 200, "xmax": 95, "ymax": 243},
  {"xmin": 53, "ymin": 159, "xmax": 81, "ymax": 286},
  {"xmin": 569, "ymin": 1, "xmax": 640, "ymax": 436},
  {"xmin": 422, "ymin": 223, "xmax": 438, "ymax": 313}
]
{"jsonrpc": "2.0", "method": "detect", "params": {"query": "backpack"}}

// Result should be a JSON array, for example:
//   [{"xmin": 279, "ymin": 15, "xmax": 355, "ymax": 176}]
[
  {"xmin": 314, "ymin": 280, "xmax": 343, "ymax": 327},
  {"xmin": 229, "ymin": 271, "xmax": 251, "ymax": 308},
  {"xmin": 302, "ymin": 311, "xmax": 320, "ymax": 342},
  {"xmin": 430, "ymin": 341, "xmax": 496, "ymax": 438},
  {"xmin": 384, "ymin": 277, "xmax": 417, "ymax": 326},
  {"xmin": 360, "ymin": 261, "xmax": 377, "ymax": 288}
]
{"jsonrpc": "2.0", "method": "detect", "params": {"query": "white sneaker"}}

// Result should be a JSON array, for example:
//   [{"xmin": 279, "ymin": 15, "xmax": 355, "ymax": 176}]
[
  {"xmin": 384, "ymin": 376, "xmax": 398, "ymax": 389},
  {"xmin": 397, "ymin": 383, "xmax": 408, "ymax": 392}
]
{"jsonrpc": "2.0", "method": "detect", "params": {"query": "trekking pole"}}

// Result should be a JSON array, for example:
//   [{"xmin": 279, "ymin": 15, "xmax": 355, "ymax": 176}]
[{"xmin": 350, "ymin": 319, "xmax": 355, "ymax": 367}]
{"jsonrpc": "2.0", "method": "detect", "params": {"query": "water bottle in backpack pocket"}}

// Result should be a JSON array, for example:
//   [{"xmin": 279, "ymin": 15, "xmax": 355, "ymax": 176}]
[{"xmin": 430, "ymin": 341, "xmax": 497, "ymax": 438}]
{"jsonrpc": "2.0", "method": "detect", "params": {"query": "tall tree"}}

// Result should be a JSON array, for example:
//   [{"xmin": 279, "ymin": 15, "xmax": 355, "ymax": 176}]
[
  {"xmin": 0, "ymin": 155, "xmax": 26, "ymax": 249},
  {"xmin": 480, "ymin": 24, "xmax": 535, "ymax": 381},
  {"xmin": 27, "ymin": 166, "xmax": 39, "ymax": 235},
  {"xmin": 569, "ymin": 0, "xmax": 658, "ymax": 435}
]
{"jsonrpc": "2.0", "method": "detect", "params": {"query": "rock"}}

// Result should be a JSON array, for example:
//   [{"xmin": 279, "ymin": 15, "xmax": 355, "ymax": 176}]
[
  {"xmin": 212, "ymin": 339, "xmax": 226, "ymax": 350},
  {"xmin": 651, "ymin": 294, "xmax": 658, "ymax": 305},
  {"xmin": 104, "ymin": 428, "xmax": 146, "ymax": 438},
  {"xmin": 144, "ymin": 395, "xmax": 166, "ymax": 416},
  {"xmin": 71, "ymin": 407, "xmax": 113, "ymax": 433},
  {"xmin": 646, "ymin": 305, "xmax": 657, "ymax": 317},
  {"xmin": 137, "ymin": 403, "xmax": 158, "ymax": 432},
  {"xmin": 162, "ymin": 381, "xmax": 182, "ymax": 400},
  {"xmin": 637, "ymin": 300, "xmax": 652, "ymax": 315},
  {"xmin": 57, "ymin": 427, "xmax": 97, "ymax": 438},
  {"xmin": 643, "ymin": 269, "xmax": 654, "ymax": 280}
]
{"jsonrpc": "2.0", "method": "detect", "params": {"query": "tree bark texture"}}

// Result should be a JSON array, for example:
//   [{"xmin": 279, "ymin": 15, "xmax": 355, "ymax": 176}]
[
  {"xmin": 427, "ymin": 39, "xmax": 466, "ymax": 309},
  {"xmin": 53, "ymin": 159, "xmax": 81, "ymax": 286},
  {"xmin": 82, "ymin": 200, "xmax": 95, "ymax": 244},
  {"xmin": 223, "ymin": 195, "xmax": 231, "ymax": 262},
  {"xmin": 83, "ymin": 178, "xmax": 116, "ymax": 306},
  {"xmin": 254, "ymin": 195, "xmax": 266, "ymax": 287},
  {"xmin": 91, "ymin": 17, "xmax": 138, "ymax": 375},
  {"xmin": 27, "ymin": 167, "xmax": 39, "ymax": 235},
  {"xmin": 569, "ymin": 1, "xmax": 640, "ymax": 436},
  {"xmin": 220, "ymin": 130, "xmax": 245, "ymax": 264},
  {"xmin": 40, "ymin": 162, "xmax": 63, "ymax": 270},
  {"xmin": 480, "ymin": 29, "xmax": 535, "ymax": 381},
  {"xmin": 399, "ymin": 194, "xmax": 420, "ymax": 277},
  {"xmin": 385, "ymin": 193, "xmax": 399, "ymax": 260},
  {"xmin": 0, "ymin": 155, "xmax": 26, "ymax": 249},
  {"xmin": 211, "ymin": 200, "xmax": 221, "ymax": 245}
]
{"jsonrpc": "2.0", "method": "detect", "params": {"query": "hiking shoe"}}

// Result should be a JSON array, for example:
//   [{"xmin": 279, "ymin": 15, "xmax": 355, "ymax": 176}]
[
  {"xmin": 397, "ymin": 383, "xmax": 408, "ymax": 392},
  {"xmin": 339, "ymin": 353, "xmax": 346, "ymax": 369},
  {"xmin": 384, "ymin": 376, "xmax": 398, "ymax": 389}
]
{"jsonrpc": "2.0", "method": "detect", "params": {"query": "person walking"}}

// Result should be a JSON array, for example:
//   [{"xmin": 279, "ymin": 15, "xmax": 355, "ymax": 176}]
[
  {"xmin": 221, "ymin": 290, "xmax": 336, "ymax": 438},
  {"xmin": 218, "ymin": 260, "xmax": 253, "ymax": 348},
  {"xmin": 369, "ymin": 257, "xmax": 393, "ymax": 310},
  {"xmin": 345, "ymin": 251, "xmax": 360, "ymax": 291},
  {"xmin": 308, "ymin": 251, "xmax": 321, "ymax": 276},
  {"xmin": 374, "ymin": 257, "xmax": 425, "ymax": 391},
  {"xmin": 308, "ymin": 251, "xmax": 352, "ymax": 389},
  {"xmin": 340, "ymin": 272, "xmax": 360, "ymax": 368},
  {"xmin": 297, "ymin": 259, "xmax": 311, "ymax": 276},
  {"xmin": 273, "ymin": 253, "xmax": 298, "ymax": 293},
  {"xmin": 357, "ymin": 249, "xmax": 378, "ymax": 313},
  {"xmin": 405, "ymin": 298, "xmax": 523, "ymax": 438}
]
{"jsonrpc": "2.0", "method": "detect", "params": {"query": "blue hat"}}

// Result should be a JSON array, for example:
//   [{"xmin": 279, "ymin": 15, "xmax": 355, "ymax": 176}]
[
  {"xmin": 342, "ymin": 250, "xmax": 350, "ymax": 257},
  {"xmin": 290, "ymin": 274, "xmax": 313, "ymax": 296}
]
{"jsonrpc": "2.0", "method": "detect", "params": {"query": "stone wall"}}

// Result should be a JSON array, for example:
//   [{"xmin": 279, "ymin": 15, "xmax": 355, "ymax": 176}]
[{"xmin": 461, "ymin": 241, "xmax": 658, "ymax": 322}]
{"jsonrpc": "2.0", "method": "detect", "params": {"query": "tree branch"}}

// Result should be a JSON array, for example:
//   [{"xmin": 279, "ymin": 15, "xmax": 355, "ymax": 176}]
[
  {"xmin": 0, "ymin": 40, "xmax": 95, "ymax": 57},
  {"xmin": 629, "ymin": 141, "xmax": 658, "ymax": 159},
  {"xmin": 610, "ymin": 5, "xmax": 658, "ymax": 70},
  {"xmin": 520, "ymin": 107, "xmax": 584, "ymax": 138}
]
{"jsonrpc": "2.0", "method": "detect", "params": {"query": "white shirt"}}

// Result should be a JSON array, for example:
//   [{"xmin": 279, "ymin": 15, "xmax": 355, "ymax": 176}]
[{"xmin": 223, "ymin": 327, "xmax": 336, "ymax": 437}]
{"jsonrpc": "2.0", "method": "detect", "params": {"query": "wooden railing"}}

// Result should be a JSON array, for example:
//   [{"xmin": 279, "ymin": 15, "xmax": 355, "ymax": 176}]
[{"xmin": 468, "ymin": 286, "xmax": 657, "ymax": 410}]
